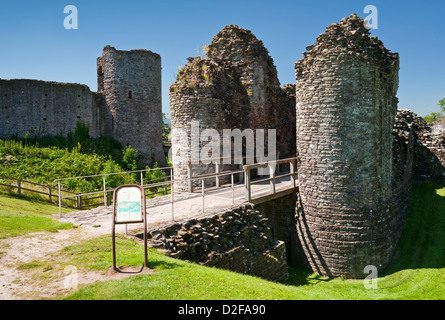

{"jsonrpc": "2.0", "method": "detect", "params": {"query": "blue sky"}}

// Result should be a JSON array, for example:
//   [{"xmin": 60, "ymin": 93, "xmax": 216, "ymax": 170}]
[{"xmin": 0, "ymin": 0, "xmax": 444, "ymax": 117}]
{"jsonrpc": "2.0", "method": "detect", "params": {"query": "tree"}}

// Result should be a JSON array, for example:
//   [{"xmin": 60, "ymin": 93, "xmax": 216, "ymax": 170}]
[
  {"xmin": 424, "ymin": 112, "xmax": 443, "ymax": 123},
  {"xmin": 162, "ymin": 113, "xmax": 171, "ymax": 142},
  {"xmin": 438, "ymin": 98, "xmax": 445, "ymax": 113},
  {"xmin": 424, "ymin": 98, "xmax": 445, "ymax": 123}
]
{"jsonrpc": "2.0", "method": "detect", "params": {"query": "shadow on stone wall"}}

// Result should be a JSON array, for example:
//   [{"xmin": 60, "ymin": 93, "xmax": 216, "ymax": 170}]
[
  {"xmin": 414, "ymin": 142, "xmax": 445, "ymax": 181},
  {"xmin": 145, "ymin": 205, "xmax": 289, "ymax": 282},
  {"xmin": 379, "ymin": 181, "xmax": 445, "ymax": 275}
]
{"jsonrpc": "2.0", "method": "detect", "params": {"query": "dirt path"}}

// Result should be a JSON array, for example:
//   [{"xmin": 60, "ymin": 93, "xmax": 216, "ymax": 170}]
[
  {"xmin": 0, "ymin": 190, "xmax": 248, "ymax": 300},
  {"xmin": 0, "ymin": 209, "xmax": 152, "ymax": 300}
]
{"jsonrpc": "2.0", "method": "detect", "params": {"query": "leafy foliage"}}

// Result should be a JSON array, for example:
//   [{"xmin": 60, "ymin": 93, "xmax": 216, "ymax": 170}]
[
  {"xmin": 424, "ymin": 111, "xmax": 444, "ymax": 123},
  {"xmin": 162, "ymin": 113, "xmax": 171, "ymax": 142},
  {"xmin": 0, "ymin": 123, "xmax": 167, "ymax": 192},
  {"xmin": 424, "ymin": 98, "xmax": 445, "ymax": 123},
  {"xmin": 439, "ymin": 98, "xmax": 445, "ymax": 113}
]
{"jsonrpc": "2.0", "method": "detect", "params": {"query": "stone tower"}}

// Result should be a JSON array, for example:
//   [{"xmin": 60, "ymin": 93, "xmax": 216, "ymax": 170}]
[
  {"xmin": 169, "ymin": 56, "xmax": 249, "ymax": 192},
  {"xmin": 207, "ymin": 26, "xmax": 296, "ymax": 161},
  {"xmin": 170, "ymin": 25, "xmax": 296, "ymax": 192},
  {"xmin": 97, "ymin": 46, "xmax": 166, "ymax": 167},
  {"xmin": 294, "ymin": 14, "xmax": 401, "ymax": 278}
]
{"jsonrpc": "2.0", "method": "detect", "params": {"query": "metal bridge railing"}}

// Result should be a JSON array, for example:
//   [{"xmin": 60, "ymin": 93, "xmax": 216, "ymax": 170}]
[
  {"xmin": 54, "ymin": 166, "xmax": 173, "ymax": 217},
  {"xmin": 54, "ymin": 157, "xmax": 298, "ymax": 221},
  {"xmin": 243, "ymin": 157, "xmax": 298, "ymax": 202}
]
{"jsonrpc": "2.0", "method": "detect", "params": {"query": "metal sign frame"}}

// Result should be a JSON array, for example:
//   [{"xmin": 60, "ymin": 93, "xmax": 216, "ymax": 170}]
[{"xmin": 111, "ymin": 184, "xmax": 148, "ymax": 271}]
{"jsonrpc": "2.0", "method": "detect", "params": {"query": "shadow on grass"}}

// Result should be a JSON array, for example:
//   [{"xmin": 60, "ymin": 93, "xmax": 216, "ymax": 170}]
[
  {"xmin": 146, "ymin": 257, "xmax": 185, "ymax": 271},
  {"xmin": 0, "ymin": 188, "xmax": 52, "ymax": 205},
  {"xmin": 285, "ymin": 181, "xmax": 445, "ymax": 286},
  {"xmin": 287, "ymin": 266, "xmax": 331, "ymax": 286},
  {"xmin": 381, "ymin": 181, "xmax": 445, "ymax": 275}
]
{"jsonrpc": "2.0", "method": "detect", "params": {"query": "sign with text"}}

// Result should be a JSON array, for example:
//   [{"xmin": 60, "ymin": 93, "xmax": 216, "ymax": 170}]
[
  {"xmin": 115, "ymin": 186, "xmax": 144, "ymax": 223},
  {"xmin": 112, "ymin": 184, "xmax": 148, "ymax": 270}
]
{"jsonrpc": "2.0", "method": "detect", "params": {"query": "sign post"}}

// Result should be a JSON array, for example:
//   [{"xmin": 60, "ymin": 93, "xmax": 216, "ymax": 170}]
[{"xmin": 111, "ymin": 184, "xmax": 148, "ymax": 271}]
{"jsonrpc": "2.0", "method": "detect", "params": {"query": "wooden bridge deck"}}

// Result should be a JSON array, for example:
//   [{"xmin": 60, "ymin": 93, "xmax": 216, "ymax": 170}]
[
  {"xmin": 55, "ymin": 158, "xmax": 299, "ymax": 233},
  {"xmin": 56, "ymin": 172, "xmax": 298, "ymax": 234}
]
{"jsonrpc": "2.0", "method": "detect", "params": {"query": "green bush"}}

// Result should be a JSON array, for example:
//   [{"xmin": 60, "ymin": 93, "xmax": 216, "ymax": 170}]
[{"xmin": 0, "ymin": 123, "xmax": 167, "ymax": 193}]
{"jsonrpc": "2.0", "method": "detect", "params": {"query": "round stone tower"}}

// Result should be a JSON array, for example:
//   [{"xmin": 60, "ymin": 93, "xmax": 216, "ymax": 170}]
[
  {"xmin": 97, "ymin": 46, "xmax": 166, "ymax": 167},
  {"xmin": 169, "ymin": 56, "xmax": 249, "ymax": 192},
  {"xmin": 294, "ymin": 14, "xmax": 400, "ymax": 278},
  {"xmin": 170, "ymin": 25, "xmax": 297, "ymax": 193},
  {"xmin": 207, "ymin": 25, "xmax": 281, "ymax": 132},
  {"xmin": 208, "ymin": 25, "xmax": 295, "ymax": 160}
]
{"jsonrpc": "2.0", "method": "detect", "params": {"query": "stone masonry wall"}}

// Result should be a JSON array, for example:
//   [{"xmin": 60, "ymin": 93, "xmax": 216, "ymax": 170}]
[
  {"xmin": 1, "ymin": 46, "xmax": 167, "ymax": 169},
  {"xmin": 97, "ymin": 46, "xmax": 166, "ymax": 167},
  {"xmin": 396, "ymin": 110, "xmax": 445, "ymax": 180},
  {"xmin": 170, "ymin": 25, "xmax": 296, "ymax": 192},
  {"xmin": 170, "ymin": 57, "xmax": 248, "ymax": 191},
  {"xmin": 253, "ymin": 193, "xmax": 301, "ymax": 267},
  {"xmin": 294, "ymin": 14, "xmax": 401, "ymax": 278},
  {"xmin": 207, "ymin": 25, "xmax": 296, "ymax": 161},
  {"xmin": 279, "ymin": 84, "xmax": 297, "ymax": 160},
  {"xmin": 147, "ymin": 204, "xmax": 288, "ymax": 282},
  {"xmin": 0, "ymin": 79, "xmax": 111, "ymax": 138}
]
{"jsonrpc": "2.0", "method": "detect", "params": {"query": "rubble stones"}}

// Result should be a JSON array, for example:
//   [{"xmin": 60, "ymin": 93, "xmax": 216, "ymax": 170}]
[{"xmin": 147, "ymin": 205, "xmax": 288, "ymax": 282}]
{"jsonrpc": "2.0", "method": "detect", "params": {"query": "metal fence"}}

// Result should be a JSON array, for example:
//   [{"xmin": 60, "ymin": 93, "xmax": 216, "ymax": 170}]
[
  {"xmin": 2, "ymin": 157, "xmax": 298, "ymax": 222},
  {"xmin": 53, "ymin": 166, "xmax": 173, "ymax": 216},
  {"xmin": 243, "ymin": 157, "xmax": 297, "ymax": 201},
  {"xmin": 0, "ymin": 175, "xmax": 82, "ymax": 207},
  {"xmin": 0, "ymin": 168, "xmax": 172, "ymax": 211}
]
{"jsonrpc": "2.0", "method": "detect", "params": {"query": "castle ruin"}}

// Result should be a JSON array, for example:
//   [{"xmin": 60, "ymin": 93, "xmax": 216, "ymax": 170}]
[
  {"xmin": 0, "ymin": 46, "xmax": 167, "ymax": 167},
  {"xmin": 169, "ymin": 14, "xmax": 444, "ymax": 278},
  {"xmin": 170, "ymin": 25, "xmax": 296, "ymax": 192},
  {"xmin": 294, "ymin": 14, "xmax": 404, "ymax": 278},
  {"xmin": 1, "ymin": 14, "xmax": 445, "ymax": 279}
]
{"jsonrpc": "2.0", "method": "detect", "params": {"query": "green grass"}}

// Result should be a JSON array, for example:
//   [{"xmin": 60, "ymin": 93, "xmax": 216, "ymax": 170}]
[
  {"xmin": 2, "ymin": 181, "xmax": 444, "ymax": 299},
  {"xmin": 60, "ymin": 181, "xmax": 445, "ymax": 300},
  {"xmin": 0, "ymin": 191, "xmax": 75, "ymax": 238},
  {"xmin": 61, "ymin": 235, "xmax": 299, "ymax": 300}
]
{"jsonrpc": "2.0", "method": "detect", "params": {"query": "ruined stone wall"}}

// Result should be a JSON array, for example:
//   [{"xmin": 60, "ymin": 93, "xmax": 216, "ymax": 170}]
[
  {"xmin": 253, "ymin": 193, "xmax": 301, "ymax": 266},
  {"xmin": 97, "ymin": 46, "xmax": 166, "ymax": 167},
  {"xmin": 0, "ymin": 79, "xmax": 111, "ymax": 138},
  {"xmin": 207, "ymin": 25, "xmax": 296, "ymax": 161},
  {"xmin": 395, "ymin": 110, "xmax": 445, "ymax": 180},
  {"xmin": 170, "ymin": 26, "xmax": 296, "ymax": 192},
  {"xmin": 294, "ymin": 14, "xmax": 402, "ymax": 278},
  {"xmin": 278, "ymin": 83, "xmax": 297, "ymax": 160},
  {"xmin": 1, "ymin": 46, "xmax": 167, "ymax": 169},
  {"xmin": 392, "ymin": 110, "xmax": 415, "ymax": 187},
  {"xmin": 207, "ymin": 26, "xmax": 280, "ymax": 132},
  {"xmin": 170, "ymin": 57, "xmax": 248, "ymax": 191},
  {"xmin": 147, "ymin": 204, "xmax": 288, "ymax": 282}
]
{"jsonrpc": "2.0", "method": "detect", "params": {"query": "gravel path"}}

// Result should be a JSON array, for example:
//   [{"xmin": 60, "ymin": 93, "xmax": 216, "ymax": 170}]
[{"xmin": 0, "ymin": 191, "xmax": 247, "ymax": 300}]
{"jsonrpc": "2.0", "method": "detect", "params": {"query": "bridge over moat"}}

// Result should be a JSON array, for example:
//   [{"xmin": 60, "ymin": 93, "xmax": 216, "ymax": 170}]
[
  {"xmin": 56, "ymin": 157, "xmax": 298, "ymax": 233},
  {"xmin": 54, "ymin": 157, "xmax": 298, "ymax": 282}
]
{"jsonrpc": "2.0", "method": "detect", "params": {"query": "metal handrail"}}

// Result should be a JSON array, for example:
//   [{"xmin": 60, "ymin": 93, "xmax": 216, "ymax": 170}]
[
  {"xmin": 243, "ymin": 157, "xmax": 297, "ymax": 202},
  {"xmin": 54, "ymin": 166, "xmax": 174, "ymax": 216},
  {"xmin": 187, "ymin": 154, "xmax": 256, "ymax": 165},
  {"xmin": 243, "ymin": 157, "xmax": 298, "ymax": 170},
  {"xmin": 191, "ymin": 169, "xmax": 244, "ymax": 180},
  {"xmin": 53, "ymin": 165, "xmax": 172, "ymax": 181},
  {"xmin": 186, "ymin": 152, "xmax": 281, "ymax": 192},
  {"xmin": 55, "ymin": 157, "xmax": 298, "ymax": 221}
]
